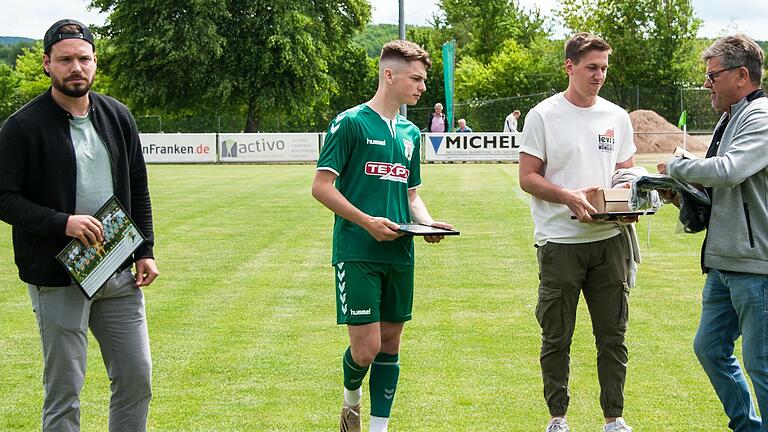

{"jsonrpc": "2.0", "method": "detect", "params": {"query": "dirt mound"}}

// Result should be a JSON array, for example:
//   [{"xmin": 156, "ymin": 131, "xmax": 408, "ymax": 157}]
[{"xmin": 630, "ymin": 109, "xmax": 708, "ymax": 153}]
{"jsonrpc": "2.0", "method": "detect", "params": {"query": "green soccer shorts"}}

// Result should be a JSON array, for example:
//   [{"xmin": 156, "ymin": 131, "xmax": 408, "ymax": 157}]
[{"xmin": 334, "ymin": 261, "xmax": 414, "ymax": 325}]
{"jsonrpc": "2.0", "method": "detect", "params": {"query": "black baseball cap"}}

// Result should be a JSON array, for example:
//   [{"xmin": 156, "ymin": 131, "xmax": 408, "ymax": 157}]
[{"xmin": 43, "ymin": 19, "xmax": 95, "ymax": 53}]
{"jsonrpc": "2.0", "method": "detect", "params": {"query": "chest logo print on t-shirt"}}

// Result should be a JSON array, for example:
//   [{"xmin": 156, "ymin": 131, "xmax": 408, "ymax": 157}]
[
  {"xmin": 364, "ymin": 162, "xmax": 409, "ymax": 184},
  {"xmin": 598, "ymin": 128, "xmax": 615, "ymax": 152}
]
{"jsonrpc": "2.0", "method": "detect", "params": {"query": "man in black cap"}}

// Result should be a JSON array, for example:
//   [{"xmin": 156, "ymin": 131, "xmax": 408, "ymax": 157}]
[{"xmin": 0, "ymin": 19, "xmax": 157, "ymax": 431}]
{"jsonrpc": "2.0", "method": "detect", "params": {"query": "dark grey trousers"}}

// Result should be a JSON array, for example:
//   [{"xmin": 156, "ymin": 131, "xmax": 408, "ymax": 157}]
[{"xmin": 535, "ymin": 234, "xmax": 630, "ymax": 418}]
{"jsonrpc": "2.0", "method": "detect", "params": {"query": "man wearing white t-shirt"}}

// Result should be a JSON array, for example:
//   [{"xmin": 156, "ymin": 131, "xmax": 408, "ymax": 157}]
[
  {"xmin": 519, "ymin": 33, "xmax": 636, "ymax": 432},
  {"xmin": 503, "ymin": 109, "xmax": 521, "ymax": 132}
]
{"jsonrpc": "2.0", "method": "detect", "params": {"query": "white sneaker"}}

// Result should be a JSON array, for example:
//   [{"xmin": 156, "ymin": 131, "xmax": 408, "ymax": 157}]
[
  {"xmin": 546, "ymin": 417, "xmax": 570, "ymax": 432},
  {"xmin": 604, "ymin": 418, "xmax": 632, "ymax": 432}
]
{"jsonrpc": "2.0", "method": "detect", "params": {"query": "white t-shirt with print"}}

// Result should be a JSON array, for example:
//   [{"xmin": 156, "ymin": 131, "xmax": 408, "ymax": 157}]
[{"xmin": 520, "ymin": 92, "xmax": 636, "ymax": 246}]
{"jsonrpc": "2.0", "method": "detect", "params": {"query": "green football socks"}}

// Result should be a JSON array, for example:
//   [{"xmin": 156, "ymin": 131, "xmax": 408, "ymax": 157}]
[
  {"xmin": 343, "ymin": 346, "xmax": 369, "ymax": 391},
  {"xmin": 369, "ymin": 352, "xmax": 400, "ymax": 418}
]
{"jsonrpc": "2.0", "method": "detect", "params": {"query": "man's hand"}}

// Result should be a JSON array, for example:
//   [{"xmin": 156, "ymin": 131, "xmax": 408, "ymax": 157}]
[
  {"xmin": 135, "ymin": 258, "xmax": 159, "ymax": 287},
  {"xmin": 656, "ymin": 161, "xmax": 668, "ymax": 174},
  {"xmin": 423, "ymin": 221, "xmax": 453, "ymax": 244},
  {"xmin": 563, "ymin": 186, "xmax": 599, "ymax": 222},
  {"xmin": 65, "ymin": 215, "xmax": 103, "ymax": 246},
  {"xmin": 363, "ymin": 217, "xmax": 402, "ymax": 241}
]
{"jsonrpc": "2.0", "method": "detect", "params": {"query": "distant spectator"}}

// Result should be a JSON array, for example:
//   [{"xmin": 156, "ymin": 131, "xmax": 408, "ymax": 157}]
[
  {"xmin": 456, "ymin": 118, "xmax": 473, "ymax": 133},
  {"xmin": 426, "ymin": 102, "xmax": 448, "ymax": 132},
  {"xmin": 503, "ymin": 109, "xmax": 521, "ymax": 132}
]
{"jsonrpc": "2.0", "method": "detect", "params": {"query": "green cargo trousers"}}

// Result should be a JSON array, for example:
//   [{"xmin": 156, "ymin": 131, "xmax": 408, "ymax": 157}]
[{"xmin": 535, "ymin": 234, "xmax": 630, "ymax": 418}]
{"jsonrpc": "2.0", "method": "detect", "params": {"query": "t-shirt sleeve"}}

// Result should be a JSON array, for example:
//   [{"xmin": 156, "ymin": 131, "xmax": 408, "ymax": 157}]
[
  {"xmin": 317, "ymin": 113, "xmax": 354, "ymax": 175},
  {"xmin": 519, "ymin": 110, "xmax": 546, "ymax": 162},
  {"xmin": 408, "ymin": 134, "xmax": 422, "ymax": 189},
  {"xmin": 617, "ymin": 112, "xmax": 636, "ymax": 163}
]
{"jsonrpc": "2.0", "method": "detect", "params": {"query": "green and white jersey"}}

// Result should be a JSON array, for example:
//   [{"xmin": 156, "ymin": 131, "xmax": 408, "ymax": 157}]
[{"xmin": 317, "ymin": 104, "xmax": 422, "ymax": 265}]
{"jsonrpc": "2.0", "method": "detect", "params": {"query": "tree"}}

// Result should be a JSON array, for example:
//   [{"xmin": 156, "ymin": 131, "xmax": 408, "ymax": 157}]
[
  {"xmin": 11, "ymin": 43, "xmax": 49, "ymax": 104},
  {"xmin": 410, "ymin": 0, "xmax": 553, "ymax": 131},
  {"xmin": 91, "ymin": 0, "xmax": 371, "ymax": 132},
  {"xmin": 0, "ymin": 64, "xmax": 20, "ymax": 122},
  {"xmin": 557, "ymin": 0, "xmax": 702, "ymax": 120},
  {"xmin": 437, "ymin": 0, "xmax": 547, "ymax": 63}
]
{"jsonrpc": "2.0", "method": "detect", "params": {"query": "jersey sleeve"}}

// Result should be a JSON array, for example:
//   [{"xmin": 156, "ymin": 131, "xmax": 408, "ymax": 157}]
[
  {"xmin": 408, "ymin": 134, "xmax": 422, "ymax": 189},
  {"xmin": 519, "ymin": 110, "xmax": 547, "ymax": 162},
  {"xmin": 317, "ymin": 113, "xmax": 354, "ymax": 175}
]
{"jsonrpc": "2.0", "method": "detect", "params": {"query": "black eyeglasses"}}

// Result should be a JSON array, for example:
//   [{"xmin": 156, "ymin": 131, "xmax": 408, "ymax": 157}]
[{"xmin": 705, "ymin": 66, "xmax": 742, "ymax": 84}]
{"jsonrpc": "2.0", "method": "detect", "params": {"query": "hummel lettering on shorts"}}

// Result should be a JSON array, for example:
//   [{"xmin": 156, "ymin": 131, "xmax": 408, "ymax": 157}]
[{"xmin": 335, "ymin": 261, "xmax": 414, "ymax": 325}]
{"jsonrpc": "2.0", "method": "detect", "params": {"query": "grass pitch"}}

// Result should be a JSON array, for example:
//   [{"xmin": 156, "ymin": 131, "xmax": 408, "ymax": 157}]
[{"xmin": 0, "ymin": 163, "xmax": 734, "ymax": 430}]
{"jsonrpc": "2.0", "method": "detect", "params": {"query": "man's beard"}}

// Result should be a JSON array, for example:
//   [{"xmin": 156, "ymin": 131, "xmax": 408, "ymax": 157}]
[{"xmin": 52, "ymin": 74, "xmax": 92, "ymax": 98}]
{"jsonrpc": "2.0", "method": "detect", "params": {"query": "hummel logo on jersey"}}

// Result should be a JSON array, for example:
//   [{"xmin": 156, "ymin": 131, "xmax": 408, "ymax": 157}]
[
  {"xmin": 329, "ymin": 112, "xmax": 347, "ymax": 135},
  {"xmin": 351, "ymin": 308, "xmax": 371, "ymax": 316},
  {"xmin": 338, "ymin": 263, "xmax": 348, "ymax": 315},
  {"xmin": 365, "ymin": 162, "xmax": 409, "ymax": 184},
  {"xmin": 598, "ymin": 128, "xmax": 615, "ymax": 152},
  {"xmin": 367, "ymin": 138, "xmax": 386, "ymax": 146}
]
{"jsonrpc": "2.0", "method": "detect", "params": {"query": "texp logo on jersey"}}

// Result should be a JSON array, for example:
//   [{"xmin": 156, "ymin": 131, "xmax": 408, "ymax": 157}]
[
  {"xmin": 598, "ymin": 128, "xmax": 615, "ymax": 152},
  {"xmin": 365, "ymin": 162, "xmax": 409, "ymax": 183}
]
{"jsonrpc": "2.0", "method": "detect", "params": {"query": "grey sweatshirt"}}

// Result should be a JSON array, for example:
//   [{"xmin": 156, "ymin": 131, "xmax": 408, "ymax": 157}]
[{"xmin": 668, "ymin": 92, "xmax": 768, "ymax": 275}]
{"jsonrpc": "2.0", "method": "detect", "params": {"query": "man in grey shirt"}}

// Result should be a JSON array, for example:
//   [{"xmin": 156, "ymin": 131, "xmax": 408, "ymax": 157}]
[
  {"xmin": 659, "ymin": 34, "xmax": 768, "ymax": 431},
  {"xmin": 0, "ymin": 19, "xmax": 158, "ymax": 431}
]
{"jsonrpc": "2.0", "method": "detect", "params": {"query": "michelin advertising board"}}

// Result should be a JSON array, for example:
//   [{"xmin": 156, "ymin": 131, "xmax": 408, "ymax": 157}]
[{"xmin": 425, "ymin": 133, "xmax": 521, "ymax": 162}]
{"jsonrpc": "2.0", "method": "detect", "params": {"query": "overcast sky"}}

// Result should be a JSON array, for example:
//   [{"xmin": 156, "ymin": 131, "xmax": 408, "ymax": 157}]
[{"xmin": 2, "ymin": 0, "xmax": 768, "ymax": 41}]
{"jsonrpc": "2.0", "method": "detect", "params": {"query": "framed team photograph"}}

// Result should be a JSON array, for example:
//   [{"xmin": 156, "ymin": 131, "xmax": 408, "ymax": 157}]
[{"xmin": 56, "ymin": 196, "xmax": 146, "ymax": 299}]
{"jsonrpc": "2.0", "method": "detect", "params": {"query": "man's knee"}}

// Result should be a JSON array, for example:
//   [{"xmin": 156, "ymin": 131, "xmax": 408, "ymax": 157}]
[
  {"xmin": 113, "ymin": 356, "xmax": 152, "ymax": 395},
  {"xmin": 693, "ymin": 331, "xmax": 718, "ymax": 368},
  {"xmin": 351, "ymin": 342, "xmax": 380, "ymax": 367}
]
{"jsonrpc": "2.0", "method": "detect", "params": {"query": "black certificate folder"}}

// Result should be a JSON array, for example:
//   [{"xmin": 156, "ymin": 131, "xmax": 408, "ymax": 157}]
[
  {"xmin": 56, "ymin": 196, "xmax": 146, "ymax": 299},
  {"xmin": 398, "ymin": 223, "xmax": 460, "ymax": 236}
]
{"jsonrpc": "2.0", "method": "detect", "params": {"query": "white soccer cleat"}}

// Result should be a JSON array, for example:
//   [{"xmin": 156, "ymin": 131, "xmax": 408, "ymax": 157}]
[{"xmin": 546, "ymin": 417, "xmax": 570, "ymax": 432}]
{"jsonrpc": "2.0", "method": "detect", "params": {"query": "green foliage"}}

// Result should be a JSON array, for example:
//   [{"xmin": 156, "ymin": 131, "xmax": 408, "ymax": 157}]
[
  {"xmin": 437, "ymin": 0, "xmax": 547, "ymax": 63},
  {"xmin": 557, "ymin": 0, "xmax": 702, "ymax": 121},
  {"xmin": 0, "ymin": 40, "xmax": 35, "ymax": 66},
  {"xmin": 0, "ymin": 64, "xmax": 21, "ymax": 121},
  {"xmin": 353, "ymin": 24, "xmax": 400, "ymax": 57},
  {"xmin": 453, "ymin": 38, "xmax": 564, "ymax": 131},
  {"xmin": 12, "ymin": 43, "xmax": 50, "ymax": 103},
  {"xmin": 91, "ymin": 0, "xmax": 371, "ymax": 132},
  {"xmin": 411, "ymin": 0, "xmax": 553, "ymax": 131}
]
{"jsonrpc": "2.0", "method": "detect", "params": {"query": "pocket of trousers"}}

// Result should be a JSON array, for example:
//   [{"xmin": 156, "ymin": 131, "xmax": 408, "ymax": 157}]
[
  {"xmin": 536, "ymin": 284, "xmax": 564, "ymax": 335},
  {"xmin": 619, "ymin": 282, "xmax": 630, "ymax": 330}
]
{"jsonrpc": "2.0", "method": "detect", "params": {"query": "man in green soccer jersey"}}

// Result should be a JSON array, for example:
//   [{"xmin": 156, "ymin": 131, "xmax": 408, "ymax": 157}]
[{"xmin": 312, "ymin": 40, "xmax": 452, "ymax": 432}]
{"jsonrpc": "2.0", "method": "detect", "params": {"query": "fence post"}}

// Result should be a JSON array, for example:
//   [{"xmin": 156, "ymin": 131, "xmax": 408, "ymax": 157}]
[{"xmin": 636, "ymin": 86, "xmax": 640, "ymax": 110}]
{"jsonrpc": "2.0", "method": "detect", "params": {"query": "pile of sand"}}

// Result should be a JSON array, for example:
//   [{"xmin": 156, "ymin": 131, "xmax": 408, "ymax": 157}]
[{"xmin": 630, "ymin": 109, "xmax": 708, "ymax": 153}]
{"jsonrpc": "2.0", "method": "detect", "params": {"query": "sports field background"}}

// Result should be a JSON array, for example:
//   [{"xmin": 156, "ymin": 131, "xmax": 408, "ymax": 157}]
[{"xmin": 0, "ymin": 163, "xmax": 738, "ymax": 430}]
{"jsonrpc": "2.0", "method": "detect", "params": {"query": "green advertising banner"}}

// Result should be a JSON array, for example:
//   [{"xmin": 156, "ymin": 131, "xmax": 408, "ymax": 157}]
[{"xmin": 442, "ymin": 40, "xmax": 456, "ymax": 131}]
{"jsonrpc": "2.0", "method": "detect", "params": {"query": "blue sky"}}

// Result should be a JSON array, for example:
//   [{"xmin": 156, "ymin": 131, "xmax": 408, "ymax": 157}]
[{"xmin": 2, "ymin": 0, "xmax": 768, "ymax": 41}]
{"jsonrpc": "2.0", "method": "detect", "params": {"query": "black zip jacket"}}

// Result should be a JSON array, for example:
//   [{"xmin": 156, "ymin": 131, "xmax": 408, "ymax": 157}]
[{"xmin": 0, "ymin": 89, "xmax": 154, "ymax": 286}]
